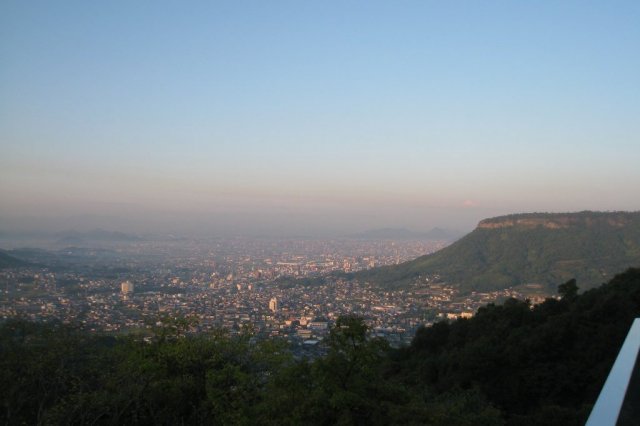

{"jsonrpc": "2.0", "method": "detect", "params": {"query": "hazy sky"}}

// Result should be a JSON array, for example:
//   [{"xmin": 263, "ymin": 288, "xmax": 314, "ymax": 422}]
[{"xmin": 2, "ymin": 1, "xmax": 639, "ymax": 235}]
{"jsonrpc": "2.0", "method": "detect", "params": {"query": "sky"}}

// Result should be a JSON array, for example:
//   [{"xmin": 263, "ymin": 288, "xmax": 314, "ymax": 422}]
[{"xmin": 1, "ymin": 1, "xmax": 639, "ymax": 236}]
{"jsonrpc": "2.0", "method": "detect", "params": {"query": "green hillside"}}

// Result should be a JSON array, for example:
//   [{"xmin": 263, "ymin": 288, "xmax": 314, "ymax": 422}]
[
  {"xmin": 351, "ymin": 211, "xmax": 640, "ymax": 292},
  {"xmin": 0, "ymin": 250, "xmax": 28, "ymax": 269}
]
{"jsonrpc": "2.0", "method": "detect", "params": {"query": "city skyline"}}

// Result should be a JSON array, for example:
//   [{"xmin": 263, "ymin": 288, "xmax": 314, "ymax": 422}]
[{"xmin": 2, "ymin": 1, "xmax": 640, "ymax": 235}]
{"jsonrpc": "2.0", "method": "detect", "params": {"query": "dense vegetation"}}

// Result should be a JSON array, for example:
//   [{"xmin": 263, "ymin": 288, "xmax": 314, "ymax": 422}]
[
  {"xmin": 2, "ymin": 268, "xmax": 640, "ymax": 425},
  {"xmin": 0, "ymin": 250, "xmax": 27, "ymax": 269},
  {"xmin": 351, "ymin": 211, "xmax": 640, "ymax": 292}
]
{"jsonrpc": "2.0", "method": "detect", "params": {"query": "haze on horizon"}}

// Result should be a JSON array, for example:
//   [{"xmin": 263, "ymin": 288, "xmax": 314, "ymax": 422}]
[{"xmin": 2, "ymin": 1, "xmax": 639, "ymax": 237}]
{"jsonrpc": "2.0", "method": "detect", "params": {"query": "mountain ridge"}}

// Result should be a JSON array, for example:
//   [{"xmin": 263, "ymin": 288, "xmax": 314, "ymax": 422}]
[
  {"xmin": 0, "ymin": 250, "xmax": 29, "ymax": 269},
  {"xmin": 350, "ymin": 211, "xmax": 640, "ymax": 293},
  {"xmin": 346, "ymin": 227, "xmax": 462, "ymax": 241},
  {"xmin": 477, "ymin": 211, "xmax": 634, "ymax": 229}
]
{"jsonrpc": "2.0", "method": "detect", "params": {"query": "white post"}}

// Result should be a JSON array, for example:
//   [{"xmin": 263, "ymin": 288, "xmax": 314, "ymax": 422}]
[{"xmin": 586, "ymin": 318, "xmax": 640, "ymax": 426}]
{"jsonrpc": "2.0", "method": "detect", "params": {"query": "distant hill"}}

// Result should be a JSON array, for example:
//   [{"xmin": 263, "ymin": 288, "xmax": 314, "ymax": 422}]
[
  {"xmin": 347, "ymin": 227, "xmax": 461, "ymax": 241},
  {"xmin": 53, "ymin": 229, "xmax": 144, "ymax": 245},
  {"xmin": 4, "ymin": 247, "xmax": 126, "ymax": 272},
  {"xmin": 0, "ymin": 250, "xmax": 29, "ymax": 269},
  {"xmin": 350, "ymin": 211, "xmax": 640, "ymax": 292}
]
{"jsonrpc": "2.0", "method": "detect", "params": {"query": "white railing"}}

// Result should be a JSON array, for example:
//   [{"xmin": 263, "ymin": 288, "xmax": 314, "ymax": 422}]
[{"xmin": 586, "ymin": 318, "xmax": 640, "ymax": 426}]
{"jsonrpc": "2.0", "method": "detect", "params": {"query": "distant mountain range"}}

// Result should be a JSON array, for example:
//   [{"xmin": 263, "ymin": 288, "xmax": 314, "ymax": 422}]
[
  {"xmin": 0, "ymin": 229, "xmax": 145, "ymax": 246},
  {"xmin": 349, "ymin": 211, "xmax": 640, "ymax": 293},
  {"xmin": 347, "ymin": 227, "xmax": 462, "ymax": 241},
  {"xmin": 52, "ymin": 229, "xmax": 144, "ymax": 245}
]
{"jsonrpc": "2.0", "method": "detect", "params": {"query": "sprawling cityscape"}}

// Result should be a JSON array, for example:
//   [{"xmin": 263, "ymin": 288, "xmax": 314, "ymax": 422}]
[{"xmin": 0, "ymin": 237, "xmax": 549, "ymax": 353}]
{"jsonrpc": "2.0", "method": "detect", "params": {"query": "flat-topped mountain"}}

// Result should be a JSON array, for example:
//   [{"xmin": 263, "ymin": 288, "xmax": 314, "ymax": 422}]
[
  {"xmin": 477, "ymin": 211, "xmax": 634, "ymax": 229},
  {"xmin": 350, "ymin": 211, "xmax": 640, "ymax": 293}
]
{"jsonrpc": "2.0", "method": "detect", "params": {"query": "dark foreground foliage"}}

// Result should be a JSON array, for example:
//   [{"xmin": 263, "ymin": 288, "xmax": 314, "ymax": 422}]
[{"xmin": 2, "ymin": 268, "xmax": 640, "ymax": 425}]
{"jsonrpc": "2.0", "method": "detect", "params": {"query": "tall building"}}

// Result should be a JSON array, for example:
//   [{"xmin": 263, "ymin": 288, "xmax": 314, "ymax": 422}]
[
  {"xmin": 269, "ymin": 297, "xmax": 278, "ymax": 313},
  {"xmin": 121, "ymin": 281, "xmax": 134, "ymax": 294}
]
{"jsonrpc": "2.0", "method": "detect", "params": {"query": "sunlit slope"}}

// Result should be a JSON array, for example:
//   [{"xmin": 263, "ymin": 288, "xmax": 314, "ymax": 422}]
[{"xmin": 351, "ymin": 211, "xmax": 640, "ymax": 292}]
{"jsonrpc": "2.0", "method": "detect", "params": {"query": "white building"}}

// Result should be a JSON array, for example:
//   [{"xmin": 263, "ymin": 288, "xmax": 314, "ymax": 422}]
[
  {"xmin": 121, "ymin": 281, "xmax": 134, "ymax": 294},
  {"xmin": 269, "ymin": 297, "xmax": 278, "ymax": 313}
]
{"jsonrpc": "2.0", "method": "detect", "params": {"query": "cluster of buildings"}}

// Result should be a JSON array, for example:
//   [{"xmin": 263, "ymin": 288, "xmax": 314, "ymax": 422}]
[{"xmin": 0, "ymin": 237, "xmax": 550, "ymax": 349}]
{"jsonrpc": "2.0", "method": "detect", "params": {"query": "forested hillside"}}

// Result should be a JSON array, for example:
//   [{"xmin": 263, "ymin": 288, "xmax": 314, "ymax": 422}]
[
  {"xmin": 2, "ymin": 268, "xmax": 640, "ymax": 425},
  {"xmin": 0, "ymin": 251, "xmax": 27, "ymax": 269},
  {"xmin": 351, "ymin": 211, "xmax": 640, "ymax": 292}
]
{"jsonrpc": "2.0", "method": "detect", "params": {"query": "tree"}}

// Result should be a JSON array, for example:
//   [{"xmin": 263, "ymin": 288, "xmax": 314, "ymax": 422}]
[
  {"xmin": 558, "ymin": 279, "xmax": 578, "ymax": 300},
  {"xmin": 311, "ymin": 316, "xmax": 398, "ymax": 425}
]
